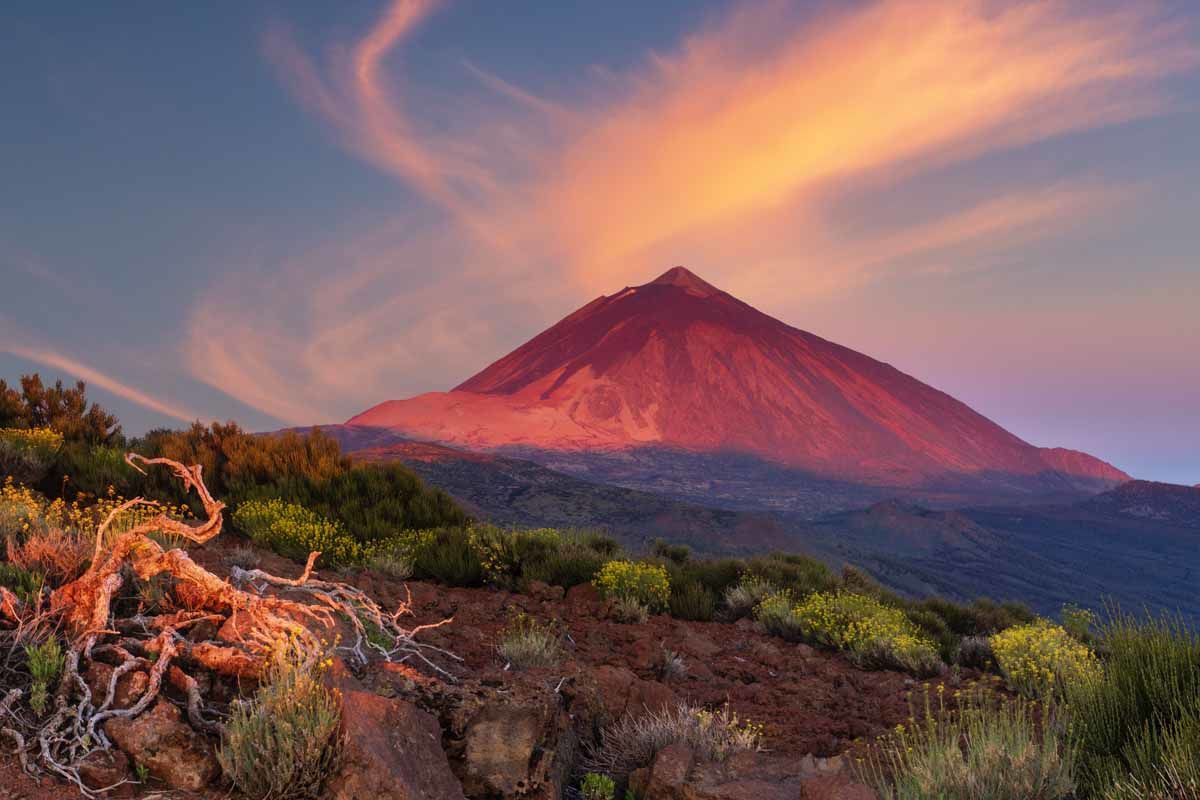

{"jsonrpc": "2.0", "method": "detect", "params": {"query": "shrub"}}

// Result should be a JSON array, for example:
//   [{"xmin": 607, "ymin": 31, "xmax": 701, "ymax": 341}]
[
  {"xmin": 498, "ymin": 613, "xmax": 561, "ymax": 670},
  {"xmin": 1061, "ymin": 603, "xmax": 1096, "ymax": 643},
  {"xmin": 793, "ymin": 592, "xmax": 942, "ymax": 675},
  {"xmin": 521, "ymin": 536, "xmax": 608, "ymax": 588},
  {"xmin": 0, "ymin": 427, "xmax": 62, "ymax": 484},
  {"xmin": 611, "ymin": 595, "xmax": 649, "ymax": 624},
  {"xmin": 0, "ymin": 562, "xmax": 45, "ymax": 604},
  {"xmin": 651, "ymin": 539, "xmax": 691, "ymax": 565},
  {"xmin": 6, "ymin": 525, "xmax": 90, "ymax": 586},
  {"xmin": 0, "ymin": 375, "xmax": 120, "ymax": 445},
  {"xmin": 1067, "ymin": 611, "xmax": 1200, "ymax": 797},
  {"xmin": 724, "ymin": 576, "xmax": 776, "ymax": 619},
  {"xmin": 659, "ymin": 649, "xmax": 687, "ymax": 681},
  {"xmin": 953, "ymin": 635, "xmax": 996, "ymax": 671},
  {"xmin": 233, "ymin": 499, "xmax": 364, "ymax": 567},
  {"xmin": 580, "ymin": 773, "xmax": 616, "ymax": 800},
  {"xmin": 754, "ymin": 591, "xmax": 803, "ymax": 640},
  {"xmin": 49, "ymin": 442, "xmax": 140, "ymax": 500},
  {"xmin": 25, "ymin": 637, "xmax": 64, "ymax": 715},
  {"xmin": 137, "ymin": 423, "xmax": 466, "ymax": 532},
  {"xmin": 743, "ymin": 553, "xmax": 837, "ymax": 598},
  {"xmin": 585, "ymin": 703, "xmax": 761, "ymax": 782},
  {"xmin": 411, "ymin": 527, "xmax": 484, "ymax": 586},
  {"xmin": 991, "ymin": 619, "xmax": 1100, "ymax": 699},
  {"xmin": 855, "ymin": 688, "xmax": 1075, "ymax": 800},
  {"xmin": 218, "ymin": 642, "xmax": 342, "ymax": 800},
  {"xmin": 595, "ymin": 561, "xmax": 670, "ymax": 611},
  {"xmin": 469, "ymin": 525, "xmax": 561, "ymax": 587},
  {"xmin": 669, "ymin": 581, "xmax": 715, "ymax": 621},
  {"xmin": 225, "ymin": 545, "xmax": 261, "ymax": 570},
  {"xmin": 365, "ymin": 549, "xmax": 412, "ymax": 579}
]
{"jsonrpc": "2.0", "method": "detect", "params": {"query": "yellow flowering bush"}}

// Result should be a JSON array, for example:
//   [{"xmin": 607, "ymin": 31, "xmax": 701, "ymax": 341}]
[
  {"xmin": 0, "ymin": 427, "xmax": 63, "ymax": 484},
  {"xmin": 234, "ymin": 498, "xmax": 366, "ymax": 566},
  {"xmin": 991, "ymin": 619, "xmax": 1101, "ymax": 699},
  {"xmin": 1, "ymin": 478, "xmax": 191, "ymax": 583},
  {"xmin": 789, "ymin": 591, "xmax": 943, "ymax": 675},
  {"xmin": 594, "ymin": 560, "xmax": 671, "ymax": 612}
]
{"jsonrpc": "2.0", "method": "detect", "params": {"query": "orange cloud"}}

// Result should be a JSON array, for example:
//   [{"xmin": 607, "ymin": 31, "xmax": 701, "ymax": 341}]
[
  {"xmin": 199, "ymin": 0, "xmax": 1196, "ymax": 424},
  {"xmin": 1, "ymin": 341, "xmax": 203, "ymax": 424}
]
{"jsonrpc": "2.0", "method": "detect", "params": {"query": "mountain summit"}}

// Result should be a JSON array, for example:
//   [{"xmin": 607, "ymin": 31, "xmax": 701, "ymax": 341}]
[{"xmin": 349, "ymin": 268, "xmax": 1127, "ymax": 492}]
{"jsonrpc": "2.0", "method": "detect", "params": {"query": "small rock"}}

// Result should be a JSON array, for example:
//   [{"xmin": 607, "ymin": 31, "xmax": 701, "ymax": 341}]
[
  {"xmin": 526, "ymin": 580, "xmax": 565, "ymax": 602},
  {"xmin": 77, "ymin": 749, "xmax": 134, "ymax": 798},
  {"xmin": 105, "ymin": 700, "xmax": 220, "ymax": 792},
  {"xmin": 84, "ymin": 663, "xmax": 149, "ymax": 711}
]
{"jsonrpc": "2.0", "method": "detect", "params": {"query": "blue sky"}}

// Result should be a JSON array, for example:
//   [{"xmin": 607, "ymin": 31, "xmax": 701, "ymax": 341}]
[{"xmin": 2, "ymin": 1, "xmax": 1198, "ymax": 483}]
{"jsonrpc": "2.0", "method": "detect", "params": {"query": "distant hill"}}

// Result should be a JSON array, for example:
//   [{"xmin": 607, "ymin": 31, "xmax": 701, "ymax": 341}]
[
  {"xmin": 1081, "ymin": 480, "xmax": 1200, "ymax": 527},
  {"xmin": 348, "ymin": 266, "xmax": 1127, "ymax": 500}
]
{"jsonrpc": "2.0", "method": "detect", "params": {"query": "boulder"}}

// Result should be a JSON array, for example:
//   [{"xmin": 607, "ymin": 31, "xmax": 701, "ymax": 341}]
[
  {"xmin": 628, "ymin": 743, "xmax": 694, "ymax": 800},
  {"xmin": 104, "ymin": 699, "xmax": 220, "ymax": 792},
  {"xmin": 325, "ymin": 677, "xmax": 466, "ymax": 800},
  {"xmin": 461, "ymin": 702, "xmax": 551, "ymax": 797},
  {"xmin": 589, "ymin": 665, "xmax": 676, "ymax": 721}
]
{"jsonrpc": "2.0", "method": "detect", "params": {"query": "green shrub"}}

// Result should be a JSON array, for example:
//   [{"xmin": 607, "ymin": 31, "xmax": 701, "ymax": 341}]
[
  {"xmin": 953, "ymin": 635, "xmax": 996, "ymax": 671},
  {"xmin": 580, "ymin": 772, "xmax": 616, "ymax": 800},
  {"xmin": 724, "ymin": 576, "xmax": 776, "ymax": 619},
  {"xmin": 136, "ymin": 423, "xmax": 465, "ymax": 532},
  {"xmin": 218, "ymin": 643, "xmax": 342, "ymax": 800},
  {"xmin": 0, "ymin": 427, "xmax": 62, "ymax": 484},
  {"xmin": 470, "ymin": 525, "xmax": 561, "ymax": 587},
  {"xmin": 233, "ymin": 499, "xmax": 364, "ymax": 566},
  {"xmin": 651, "ymin": 539, "xmax": 691, "ymax": 565},
  {"xmin": 905, "ymin": 607, "xmax": 957, "ymax": 662},
  {"xmin": 753, "ymin": 591, "xmax": 802, "ymax": 640},
  {"xmin": 25, "ymin": 637, "xmax": 64, "ymax": 715},
  {"xmin": 743, "ymin": 553, "xmax": 837, "ymax": 598},
  {"xmin": 991, "ymin": 619, "xmax": 1100, "ymax": 699},
  {"xmin": 0, "ymin": 375, "xmax": 120, "ymax": 446},
  {"xmin": 1061, "ymin": 603, "xmax": 1096, "ymax": 643},
  {"xmin": 49, "ymin": 442, "xmax": 140, "ymax": 500},
  {"xmin": 1067, "ymin": 611, "xmax": 1200, "ymax": 797},
  {"xmin": 411, "ymin": 527, "xmax": 484, "ymax": 586},
  {"xmin": 595, "ymin": 561, "xmax": 670, "ymax": 611},
  {"xmin": 498, "ymin": 612, "xmax": 561, "ymax": 669},
  {"xmin": 522, "ymin": 536, "xmax": 608, "ymax": 588},
  {"xmin": 669, "ymin": 581, "xmax": 716, "ymax": 622},
  {"xmin": 855, "ymin": 688, "xmax": 1075, "ymax": 800},
  {"xmin": 793, "ymin": 592, "xmax": 942, "ymax": 675},
  {"xmin": 0, "ymin": 562, "xmax": 45, "ymax": 604}
]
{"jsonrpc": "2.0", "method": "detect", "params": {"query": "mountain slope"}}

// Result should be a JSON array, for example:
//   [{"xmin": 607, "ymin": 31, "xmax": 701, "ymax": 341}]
[{"xmin": 349, "ymin": 267, "xmax": 1127, "ymax": 493}]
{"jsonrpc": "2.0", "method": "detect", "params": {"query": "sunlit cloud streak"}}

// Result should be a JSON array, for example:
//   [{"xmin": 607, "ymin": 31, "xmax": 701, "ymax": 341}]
[
  {"xmin": 1, "ymin": 339, "xmax": 203, "ymax": 424},
  {"xmin": 194, "ymin": 0, "xmax": 1197, "ymax": 424}
]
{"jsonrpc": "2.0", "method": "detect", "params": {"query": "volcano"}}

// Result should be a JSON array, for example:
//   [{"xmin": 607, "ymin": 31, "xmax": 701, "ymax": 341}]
[{"xmin": 348, "ymin": 267, "xmax": 1127, "ymax": 493}]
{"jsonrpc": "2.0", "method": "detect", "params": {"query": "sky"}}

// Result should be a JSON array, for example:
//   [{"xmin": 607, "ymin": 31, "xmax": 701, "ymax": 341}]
[{"xmin": 1, "ymin": 0, "xmax": 1198, "ymax": 484}]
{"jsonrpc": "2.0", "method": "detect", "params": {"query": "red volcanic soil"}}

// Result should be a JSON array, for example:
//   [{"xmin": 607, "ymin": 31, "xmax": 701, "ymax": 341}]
[{"xmin": 349, "ymin": 266, "xmax": 1128, "ymax": 489}]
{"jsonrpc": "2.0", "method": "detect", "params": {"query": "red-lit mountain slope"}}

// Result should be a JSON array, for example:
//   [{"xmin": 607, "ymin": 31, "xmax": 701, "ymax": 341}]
[{"xmin": 348, "ymin": 267, "xmax": 1128, "ymax": 491}]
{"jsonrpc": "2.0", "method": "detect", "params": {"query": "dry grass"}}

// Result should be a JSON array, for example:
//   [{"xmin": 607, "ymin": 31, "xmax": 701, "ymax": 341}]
[
  {"xmin": 584, "ymin": 702, "xmax": 761, "ymax": 781},
  {"xmin": 6, "ymin": 527, "xmax": 90, "ymax": 585}
]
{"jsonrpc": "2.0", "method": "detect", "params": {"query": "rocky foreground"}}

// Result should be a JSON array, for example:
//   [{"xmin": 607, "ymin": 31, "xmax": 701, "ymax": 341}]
[{"xmin": 0, "ymin": 529, "xmax": 1002, "ymax": 800}]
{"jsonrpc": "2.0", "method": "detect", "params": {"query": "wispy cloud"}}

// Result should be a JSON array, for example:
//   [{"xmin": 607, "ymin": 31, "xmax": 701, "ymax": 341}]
[
  {"xmin": 1, "ymin": 339, "xmax": 203, "ymax": 424},
  {"xmin": 192, "ymin": 0, "xmax": 1197, "ymax": 424}
]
